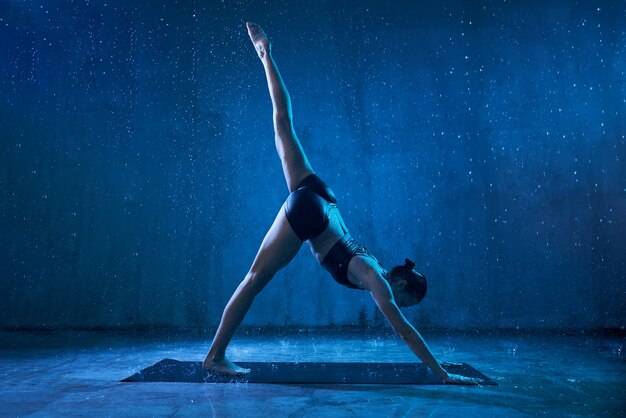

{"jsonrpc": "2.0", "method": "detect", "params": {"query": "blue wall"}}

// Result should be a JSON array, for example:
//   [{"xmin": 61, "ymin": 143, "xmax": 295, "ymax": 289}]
[{"xmin": 1, "ymin": 0, "xmax": 624, "ymax": 330}]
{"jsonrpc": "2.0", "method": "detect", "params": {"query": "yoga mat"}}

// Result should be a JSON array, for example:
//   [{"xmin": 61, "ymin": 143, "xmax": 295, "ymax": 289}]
[{"xmin": 122, "ymin": 359, "xmax": 498, "ymax": 385}]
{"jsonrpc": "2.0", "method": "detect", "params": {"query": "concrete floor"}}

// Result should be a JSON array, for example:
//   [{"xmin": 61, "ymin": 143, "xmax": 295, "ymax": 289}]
[{"xmin": 0, "ymin": 330, "xmax": 623, "ymax": 417}]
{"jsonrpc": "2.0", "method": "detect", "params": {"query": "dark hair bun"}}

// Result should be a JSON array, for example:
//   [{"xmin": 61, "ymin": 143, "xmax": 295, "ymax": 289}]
[{"xmin": 389, "ymin": 258, "xmax": 427, "ymax": 306}]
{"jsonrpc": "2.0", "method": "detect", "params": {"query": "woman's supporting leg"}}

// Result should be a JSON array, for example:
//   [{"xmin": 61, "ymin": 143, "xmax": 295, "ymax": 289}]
[
  {"xmin": 203, "ymin": 206, "xmax": 302, "ymax": 375},
  {"xmin": 246, "ymin": 22, "xmax": 314, "ymax": 192}
]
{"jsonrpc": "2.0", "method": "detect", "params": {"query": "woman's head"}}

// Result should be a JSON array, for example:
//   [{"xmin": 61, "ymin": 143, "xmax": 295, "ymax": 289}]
[{"xmin": 386, "ymin": 259, "xmax": 427, "ymax": 307}]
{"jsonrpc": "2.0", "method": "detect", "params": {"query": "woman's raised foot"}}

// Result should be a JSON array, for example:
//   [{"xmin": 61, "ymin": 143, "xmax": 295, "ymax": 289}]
[{"xmin": 246, "ymin": 21, "xmax": 270, "ymax": 59}]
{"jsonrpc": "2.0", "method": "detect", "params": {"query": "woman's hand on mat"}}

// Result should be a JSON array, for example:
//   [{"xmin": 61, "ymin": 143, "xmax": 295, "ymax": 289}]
[{"xmin": 442, "ymin": 372, "xmax": 483, "ymax": 385}]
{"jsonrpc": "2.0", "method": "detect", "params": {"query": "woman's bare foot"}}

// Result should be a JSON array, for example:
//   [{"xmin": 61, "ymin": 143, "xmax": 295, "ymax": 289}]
[
  {"xmin": 246, "ymin": 21, "xmax": 270, "ymax": 59},
  {"xmin": 203, "ymin": 356, "xmax": 251, "ymax": 376}
]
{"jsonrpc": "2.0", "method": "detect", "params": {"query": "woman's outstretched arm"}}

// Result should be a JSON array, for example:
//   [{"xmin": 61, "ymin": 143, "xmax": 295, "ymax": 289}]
[
  {"xmin": 370, "ymin": 279, "xmax": 483, "ymax": 385},
  {"xmin": 351, "ymin": 257, "xmax": 482, "ymax": 385},
  {"xmin": 246, "ymin": 22, "xmax": 313, "ymax": 191}
]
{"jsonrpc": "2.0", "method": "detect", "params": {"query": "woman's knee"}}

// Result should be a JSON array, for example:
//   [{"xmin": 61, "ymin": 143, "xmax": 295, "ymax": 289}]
[{"xmin": 243, "ymin": 270, "xmax": 275, "ymax": 294}]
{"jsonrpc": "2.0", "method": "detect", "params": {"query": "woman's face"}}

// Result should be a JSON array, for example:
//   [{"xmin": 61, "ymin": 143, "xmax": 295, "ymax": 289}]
[{"xmin": 390, "ymin": 279, "xmax": 420, "ymax": 307}]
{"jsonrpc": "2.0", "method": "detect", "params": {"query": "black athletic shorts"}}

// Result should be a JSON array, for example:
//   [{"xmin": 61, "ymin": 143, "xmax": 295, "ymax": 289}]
[{"xmin": 284, "ymin": 174, "xmax": 337, "ymax": 241}]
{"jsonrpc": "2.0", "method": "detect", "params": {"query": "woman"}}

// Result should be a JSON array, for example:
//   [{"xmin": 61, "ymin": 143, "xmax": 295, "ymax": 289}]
[{"xmin": 203, "ymin": 22, "xmax": 481, "ymax": 385}]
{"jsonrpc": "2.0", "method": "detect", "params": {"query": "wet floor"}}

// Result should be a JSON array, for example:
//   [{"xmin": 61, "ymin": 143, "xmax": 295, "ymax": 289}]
[{"xmin": 0, "ymin": 330, "xmax": 623, "ymax": 416}]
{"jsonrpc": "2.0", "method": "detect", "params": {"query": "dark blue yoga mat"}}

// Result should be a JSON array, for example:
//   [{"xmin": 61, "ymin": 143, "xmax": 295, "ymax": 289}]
[{"xmin": 122, "ymin": 359, "xmax": 498, "ymax": 385}]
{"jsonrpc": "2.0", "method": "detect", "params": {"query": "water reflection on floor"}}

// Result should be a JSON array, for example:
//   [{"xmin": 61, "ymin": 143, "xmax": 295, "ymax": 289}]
[{"xmin": 0, "ymin": 330, "xmax": 623, "ymax": 416}]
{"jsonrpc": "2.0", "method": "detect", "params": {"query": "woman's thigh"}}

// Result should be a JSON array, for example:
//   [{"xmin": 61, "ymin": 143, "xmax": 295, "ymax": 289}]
[{"xmin": 248, "ymin": 205, "xmax": 303, "ymax": 278}]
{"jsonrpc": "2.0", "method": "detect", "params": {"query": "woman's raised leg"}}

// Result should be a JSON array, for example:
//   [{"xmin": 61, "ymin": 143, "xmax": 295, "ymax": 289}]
[
  {"xmin": 203, "ymin": 206, "xmax": 302, "ymax": 375},
  {"xmin": 246, "ymin": 22, "xmax": 314, "ymax": 192}
]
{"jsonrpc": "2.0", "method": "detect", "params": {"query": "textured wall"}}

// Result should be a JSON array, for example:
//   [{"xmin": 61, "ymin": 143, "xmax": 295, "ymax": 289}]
[{"xmin": 1, "ymin": 0, "xmax": 624, "ymax": 329}]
